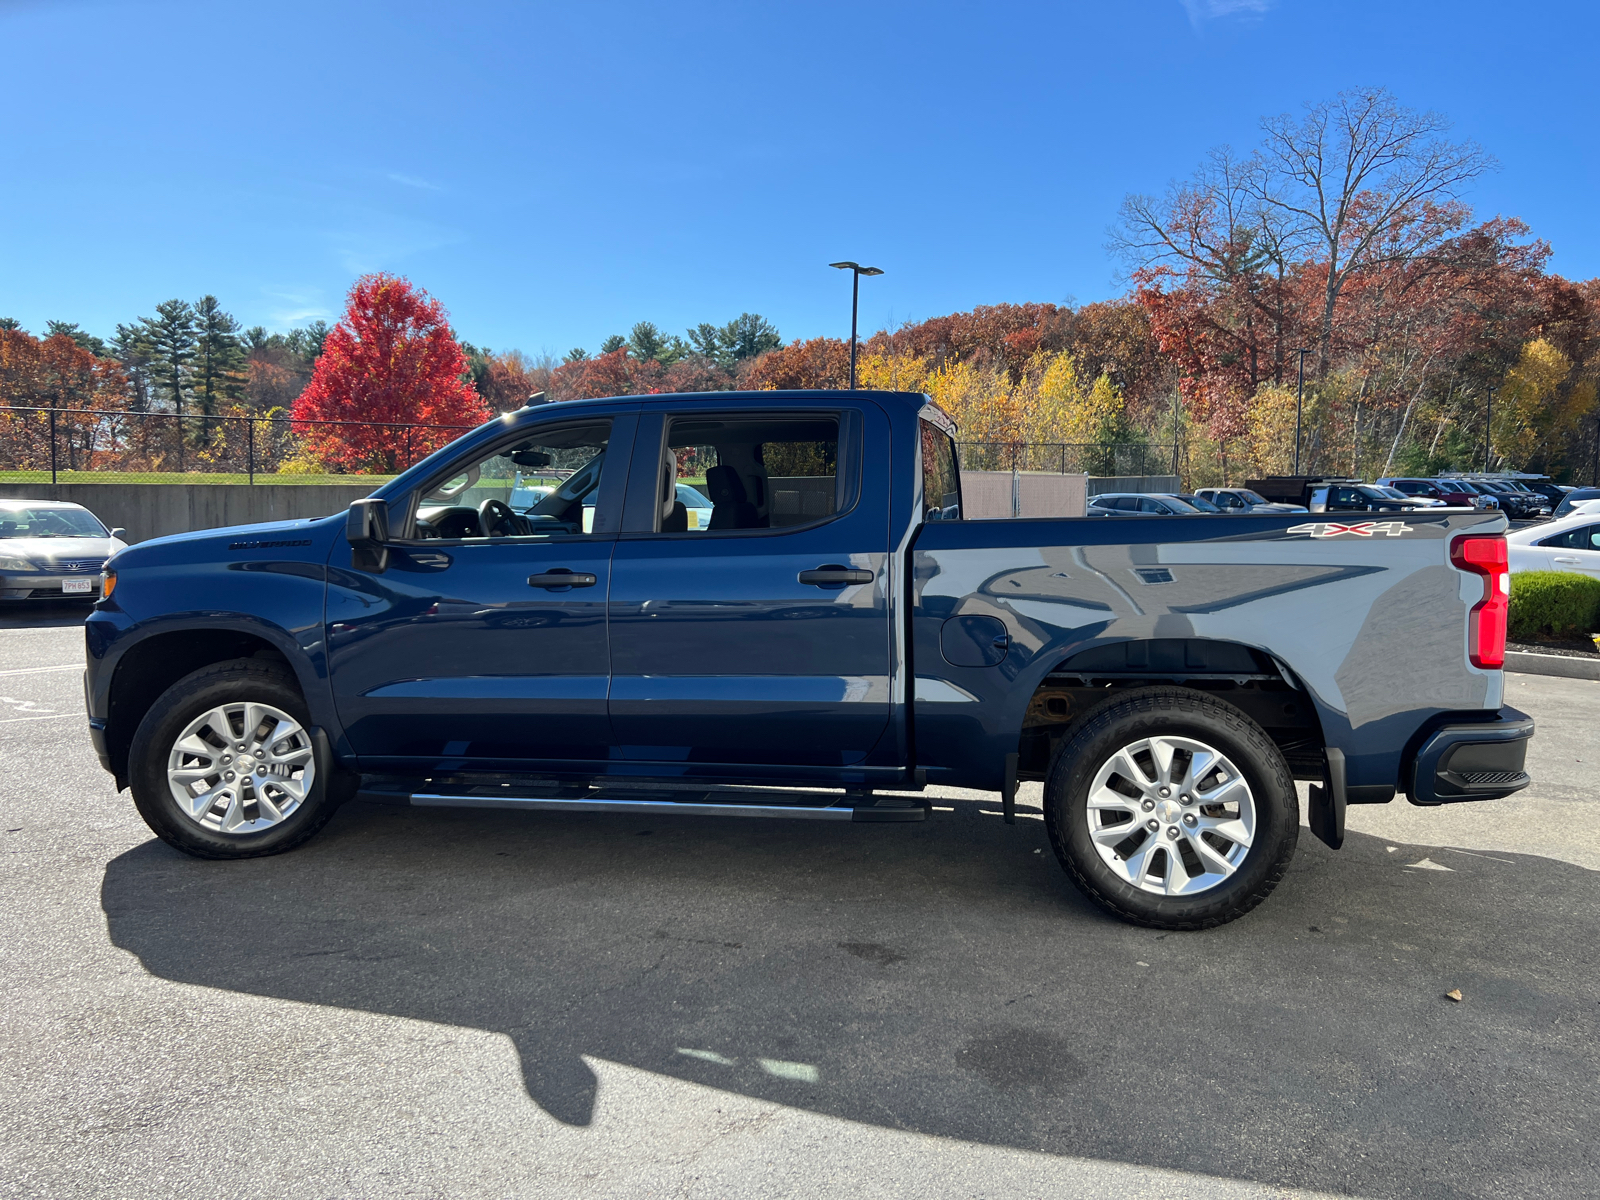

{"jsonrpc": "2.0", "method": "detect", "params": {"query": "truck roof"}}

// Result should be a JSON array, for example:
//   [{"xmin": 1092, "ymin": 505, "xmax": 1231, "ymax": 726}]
[{"xmin": 515, "ymin": 389, "xmax": 933, "ymax": 415}]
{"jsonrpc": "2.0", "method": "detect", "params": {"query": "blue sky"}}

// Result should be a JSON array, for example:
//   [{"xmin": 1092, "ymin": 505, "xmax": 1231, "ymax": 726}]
[{"xmin": 2, "ymin": 0, "xmax": 1596, "ymax": 356}]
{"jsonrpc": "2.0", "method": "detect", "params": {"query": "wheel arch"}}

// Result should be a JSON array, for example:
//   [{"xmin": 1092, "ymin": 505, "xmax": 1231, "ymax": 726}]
[
  {"xmin": 103, "ymin": 623, "xmax": 330, "ymax": 788},
  {"xmin": 1016, "ymin": 637, "xmax": 1328, "ymax": 783}
]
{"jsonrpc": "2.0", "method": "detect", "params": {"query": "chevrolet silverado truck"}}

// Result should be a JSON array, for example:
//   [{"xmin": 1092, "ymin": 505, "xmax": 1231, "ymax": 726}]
[{"xmin": 84, "ymin": 390, "xmax": 1534, "ymax": 929}]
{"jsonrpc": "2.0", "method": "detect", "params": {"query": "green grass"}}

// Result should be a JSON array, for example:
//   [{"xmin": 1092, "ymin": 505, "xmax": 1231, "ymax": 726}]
[{"xmin": 0, "ymin": 470, "xmax": 396, "ymax": 486}]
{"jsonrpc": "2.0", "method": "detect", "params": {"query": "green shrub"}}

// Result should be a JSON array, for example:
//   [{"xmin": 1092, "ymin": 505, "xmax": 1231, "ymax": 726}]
[{"xmin": 1508, "ymin": 570, "xmax": 1600, "ymax": 641}]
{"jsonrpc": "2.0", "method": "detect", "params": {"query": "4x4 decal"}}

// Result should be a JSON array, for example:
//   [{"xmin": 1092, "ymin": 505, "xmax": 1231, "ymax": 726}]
[{"xmin": 1288, "ymin": 520, "xmax": 1414, "ymax": 538}]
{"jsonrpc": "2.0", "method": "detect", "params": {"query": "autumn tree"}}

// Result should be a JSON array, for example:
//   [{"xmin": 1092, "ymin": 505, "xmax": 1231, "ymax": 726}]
[
  {"xmin": 291, "ymin": 274, "xmax": 490, "ymax": 472},
  {"xmin": 1250, "ymin": 88, "xmax": 1492, "ymax": 377}
]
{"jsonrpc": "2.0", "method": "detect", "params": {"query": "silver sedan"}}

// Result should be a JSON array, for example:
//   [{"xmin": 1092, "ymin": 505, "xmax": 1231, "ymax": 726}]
[{"xmin": 0, "ymin": 500, "xmax": 126, "ymax": 601}]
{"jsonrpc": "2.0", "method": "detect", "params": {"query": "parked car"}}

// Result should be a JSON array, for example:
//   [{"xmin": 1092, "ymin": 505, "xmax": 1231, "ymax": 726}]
[
  {"xmin": 1171, "ymin": 492, "xmax": 1223, "ymax": 513},
  {"xmin": 1244, "ymin": 476, "xmax": 1374, "ymax": 510},
  {"xmin": 84, "ymin": 388, "xmax": 1532, "ymax": 931},
  {"xmin": 1466, "ymin": 479, "xmax": 1550, "ymax": 520},
  {"xmin": 676, "ymin": 482, "xmax": 714, "ymax": 530},
  {"xmin": 1376, "ymin": 477, "xmax": 1492, "ymax": 509},
  {"xmin": 1086, "ymin": 493, "xmax": 1204, "ymax": 516},
  {"xmin": 1519, "ymin": 480, "xmax": 1571, "ymax": 510},
  {"xmin": 0, "ymin": 500, "xmax": 127, "ymax": 602},
  {"xmin": 1307, "ymin": 483, "xmax": 1429, "ymax": 514},
  {"xmin": 1508, "ymin": 512, "xmax": 1600, "ymax": 579},
  {"xmin": 1553, "ymin": 487, "xmax": 1600, "ymax": 518},
  {"xmin": 1373, "ymin": 485, "xmax": 1446, "ymax": 507},
  {"xmin": 1193, "ymin": 487, "xmax": 1308, "ymax": 514}
]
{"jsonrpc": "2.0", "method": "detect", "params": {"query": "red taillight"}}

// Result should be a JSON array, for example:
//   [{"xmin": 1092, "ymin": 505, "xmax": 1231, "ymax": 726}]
[{"xmin": 1451, "ymin": 534, "xmax": 1508, "ymax": 669}]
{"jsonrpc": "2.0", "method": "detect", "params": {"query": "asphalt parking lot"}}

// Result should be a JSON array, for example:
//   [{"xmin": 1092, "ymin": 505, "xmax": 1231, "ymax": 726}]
[{"xmin": 2, "ymin": 605, "xmax": 1597, "ymax": 1199}]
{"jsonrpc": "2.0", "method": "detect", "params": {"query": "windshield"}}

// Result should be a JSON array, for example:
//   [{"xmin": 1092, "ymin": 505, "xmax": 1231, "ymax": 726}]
[
  {"xmin": 1449, "ymin": 481, "xmax": 1479, "ymax": 494},
  {"xmin": 1354, "ymin": 486, "xmax": 1393, "ymax": 500},
  {"xmin": 676, "ymin": 484, "xmax": 713, "ymax": 510},
  {"xmin": 1237, "ymin": 490, "xmax": 1268, "ymax": 505},
  {"xmin": 1375, "ymin": 486, "xmax": 1409, "ymax": 499},
  {"xmin": 1178, "ymin": 494, "xmax": 1221, "ymax": 512},
  {"xmin": 0, "ymin": 506, "xmax": 109, "ymax": 538}
]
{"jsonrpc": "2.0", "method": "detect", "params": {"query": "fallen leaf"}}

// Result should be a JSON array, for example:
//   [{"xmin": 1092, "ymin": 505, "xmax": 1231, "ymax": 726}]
[{"xmin": 1446, "ymin": 989, "xmax": 1463, "ymax": 1002}]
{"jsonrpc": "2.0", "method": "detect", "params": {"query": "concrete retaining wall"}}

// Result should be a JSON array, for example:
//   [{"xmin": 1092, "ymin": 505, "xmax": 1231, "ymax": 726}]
[
  {"xmin": 1, "ymin": 483, "xmax": 377, "ymax": 544},
  {"xmin": 960, "ymin": 472, "xmax": 1088, "ymax": 519},
  {"xmin": 1085, "ymin": 475, "xmax": 1181, "ymax": 497}
]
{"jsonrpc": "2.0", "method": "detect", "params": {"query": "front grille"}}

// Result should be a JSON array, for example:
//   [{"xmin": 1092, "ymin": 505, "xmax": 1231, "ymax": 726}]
[
  {"xmin": 1463, "ymin": 771, "xmax": 1526, "ymax": 786},
  {"xmin": 50, "ymin": 558, "xmax": 105, "ymax": 574}
]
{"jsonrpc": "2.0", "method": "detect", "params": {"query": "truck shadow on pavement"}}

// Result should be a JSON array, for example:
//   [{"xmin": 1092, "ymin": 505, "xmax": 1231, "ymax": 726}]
[
  {"xmin": 101, "ymin": 798, "xmax": 1600, "ymax": 1200},
  {"xmin": 0, "ymin": 601, "xmax": 93, "ymax": 629}
]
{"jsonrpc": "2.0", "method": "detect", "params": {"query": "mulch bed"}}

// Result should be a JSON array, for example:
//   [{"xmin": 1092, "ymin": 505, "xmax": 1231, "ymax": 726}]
[{"xmin": 1507, "ymin": 639, "xmax": 1600, "ymax": 660}]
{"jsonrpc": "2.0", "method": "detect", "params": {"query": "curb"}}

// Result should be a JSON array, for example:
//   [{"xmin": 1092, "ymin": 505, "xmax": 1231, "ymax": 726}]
[{"xmin": 1505, "ymin": 650, "xmax": 1600, "ymax": 681}]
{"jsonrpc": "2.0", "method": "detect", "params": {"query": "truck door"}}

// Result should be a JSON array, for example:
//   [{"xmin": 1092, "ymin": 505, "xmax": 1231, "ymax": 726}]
[
  {"xmin": 324, "ymin": 411, "xmax": 635, "ymax": 771},
  {"xmin": 605, "ymin": 402, "xmax": 893, "ymax": 775}
]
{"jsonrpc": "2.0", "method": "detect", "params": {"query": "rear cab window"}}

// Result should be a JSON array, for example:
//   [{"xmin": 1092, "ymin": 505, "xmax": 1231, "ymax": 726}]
[
  {"xmin": 642, "ymin": 412, "xmax": 849, "ymax": 535},
  {"xmin": 919, "ymin": 404, "xmax": 962, "ymax": 522}
]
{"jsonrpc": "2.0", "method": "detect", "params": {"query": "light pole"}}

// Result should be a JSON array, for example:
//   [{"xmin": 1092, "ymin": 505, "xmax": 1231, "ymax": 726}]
[
  {"xmin": 1484, "ymin": 386, "xmax": 1496, "ymax": 472},
  {"xmin": 1291, "ymin": 347, "xmax": 1310, "ymax": 475},
  {"xmin": 829, "ymin": 261, "xmax": 884, "ymax": 389}
]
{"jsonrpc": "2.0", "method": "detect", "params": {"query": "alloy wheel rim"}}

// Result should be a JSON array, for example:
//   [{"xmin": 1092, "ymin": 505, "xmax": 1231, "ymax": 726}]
[
  {"xmin": 166, "ymin": 701, "xmax": 315, "ymax": 835},
  {"xmin": 1085, "ymin": 735, "xmax": 1256, "ymax": 896}
]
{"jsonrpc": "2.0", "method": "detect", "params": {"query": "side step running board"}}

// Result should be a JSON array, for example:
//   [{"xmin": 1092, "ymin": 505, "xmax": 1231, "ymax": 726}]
[{"xmin": 408, "ymin": 788, "xmax": 927, "ymax": 823}]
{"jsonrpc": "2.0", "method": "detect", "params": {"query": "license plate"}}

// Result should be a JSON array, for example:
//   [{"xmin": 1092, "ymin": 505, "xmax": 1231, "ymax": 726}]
[{"xmin": 61, "ymin": 578, "xmax": 92, "ymax": 594}]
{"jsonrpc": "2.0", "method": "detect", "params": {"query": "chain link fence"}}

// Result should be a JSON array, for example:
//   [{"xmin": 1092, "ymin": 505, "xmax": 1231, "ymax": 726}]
[
  {"xmin": 0, "ymin": 406, "xmax": 477, "ymax": 484},
  {"xmin": 956, "ymin": 441, "xmax": 1177, "ymax": 477}
]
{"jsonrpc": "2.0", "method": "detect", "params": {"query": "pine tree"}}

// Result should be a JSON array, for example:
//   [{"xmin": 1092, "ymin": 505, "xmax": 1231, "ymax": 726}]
[
  {"xmin": 44, "ymin": 321, "xmax": 109, "ymax": 357},
  {"xmin": 140, "ymin": 300, "xmax": 198, "ymax": 465},
  {"xmin": 112, "ymin": 323, "xmax": 156, "ymax": 411},
  {"xmin": 191, "ymin": 296, "xmax": 246, "ymax": 427}
]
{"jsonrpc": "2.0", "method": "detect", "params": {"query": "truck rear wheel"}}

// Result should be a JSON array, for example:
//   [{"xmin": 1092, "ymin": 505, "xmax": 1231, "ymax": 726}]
[
  {"xmin": 1044, "ymin": 687, "xmax": 1298, "ymax": 930},
  {"xmin": 127, "ymin": 659, "xmax": 356, "ymax": 860}
]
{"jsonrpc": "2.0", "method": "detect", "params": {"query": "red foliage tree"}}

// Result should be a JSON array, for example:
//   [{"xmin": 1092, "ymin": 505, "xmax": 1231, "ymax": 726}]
[{"xmin": 292, "ymin": 275, "xmax": 490, "ymax": 472}]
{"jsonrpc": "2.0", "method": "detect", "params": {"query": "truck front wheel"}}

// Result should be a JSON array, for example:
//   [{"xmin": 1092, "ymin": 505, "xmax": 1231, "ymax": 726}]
[
  {"xmin": 1044, "ymin": 688, "xmax": 1298, "ymax": 930},
  {"xmin": 127, "ymin": 659, "xmax": 356, "ymax": 859}
]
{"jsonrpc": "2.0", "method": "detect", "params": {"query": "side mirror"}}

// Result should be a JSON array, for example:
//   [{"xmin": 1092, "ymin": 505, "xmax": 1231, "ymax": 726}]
[
  {"xmin": 347, "ymin": 498, "xmax": 390, "ymax": 572},
  {"xmin": 109, "ymin": 527, "xmax": 127, "ymax": 541}
]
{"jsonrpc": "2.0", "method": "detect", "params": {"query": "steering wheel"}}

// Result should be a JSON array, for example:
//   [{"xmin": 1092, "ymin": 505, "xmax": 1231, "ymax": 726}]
[{"xmin": 478, "ymin": 498, "xmax": 523, "ymax": 537}]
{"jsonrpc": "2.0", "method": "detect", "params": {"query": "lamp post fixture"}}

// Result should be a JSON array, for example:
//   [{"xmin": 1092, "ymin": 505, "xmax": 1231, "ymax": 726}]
[
  {"xmin": 829, "ymin": 261, "xmax": 884, "ymax": 389},
  {"xmin": 1291, "ymin": 347, "xmax": 1310, "ymax": 475},
  {"xmin": 1484, "ymin": 386, "xmax": 1497, "ymax": 473}
]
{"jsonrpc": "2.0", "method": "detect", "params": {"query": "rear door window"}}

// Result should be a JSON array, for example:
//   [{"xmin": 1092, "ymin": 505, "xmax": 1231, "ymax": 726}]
[{"xmin": 655, "ymin": 414, "xmax": 842, "ymax": 533}]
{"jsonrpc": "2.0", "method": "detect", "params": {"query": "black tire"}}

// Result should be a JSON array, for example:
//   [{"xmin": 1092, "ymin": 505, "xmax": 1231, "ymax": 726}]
[
  {"xmin": 128, "ymin": 658, "xmax": 358, "ymax": 860},
  {"xmin": 1044, "ymin": 687, "xmax": 1298, "ymax": 930}
]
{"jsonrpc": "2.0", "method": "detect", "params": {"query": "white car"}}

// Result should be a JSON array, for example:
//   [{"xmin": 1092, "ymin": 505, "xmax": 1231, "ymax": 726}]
[
  {"xmin": 1507, "ymin": 503, "xmax": 1600, "ymax": 579},
  {"xmin": 0, "ymin": 500, "xmax": 127, "ymax": 601}
]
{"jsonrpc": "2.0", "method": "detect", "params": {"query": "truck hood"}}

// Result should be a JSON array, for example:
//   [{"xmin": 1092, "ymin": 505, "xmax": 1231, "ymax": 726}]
[{"xmin": 109, "ymin": 514, "xmax": 342, "ymax": 568}]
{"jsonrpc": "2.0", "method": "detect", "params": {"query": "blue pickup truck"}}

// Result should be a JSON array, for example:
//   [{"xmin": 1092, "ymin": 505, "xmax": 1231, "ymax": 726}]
[{"xmin": 84, "ymin": 390, "xmax": 1533, "ymax": 929}]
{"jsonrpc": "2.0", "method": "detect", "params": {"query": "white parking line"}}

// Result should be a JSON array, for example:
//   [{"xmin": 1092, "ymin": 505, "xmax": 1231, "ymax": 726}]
[
  {"xmin": 0, "ymin": 665, "xmax": 81, "ymax": 679},
  {"xmin": 0, "ymin": 713, "xmax": 75, "ymax": 725}
]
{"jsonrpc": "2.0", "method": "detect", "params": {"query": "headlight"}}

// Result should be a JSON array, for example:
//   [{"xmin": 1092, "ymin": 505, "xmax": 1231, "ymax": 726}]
[{"xmin": 0, "ymin": 555, "xmax": 38, "ymax": 572}]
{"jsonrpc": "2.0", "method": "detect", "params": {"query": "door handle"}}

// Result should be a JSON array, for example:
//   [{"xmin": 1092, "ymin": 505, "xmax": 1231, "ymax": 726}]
[
  {"xmin": 798, "ymin": 565, "xmax": 873, "ymax": 586},
  {"xmin": 528, "ymin": 570, "xmax": 598, "ymax": 589},
  {"xmin": 1553, "ymin": 556, "xmax": 1581, "ymax": 564}
]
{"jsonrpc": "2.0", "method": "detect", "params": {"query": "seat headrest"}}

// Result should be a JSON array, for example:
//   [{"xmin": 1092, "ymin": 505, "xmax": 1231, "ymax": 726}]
[{"xmin": 706, "ymin": 464, "xmax": 747, "ymax": 505}]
